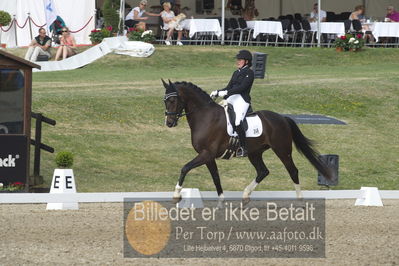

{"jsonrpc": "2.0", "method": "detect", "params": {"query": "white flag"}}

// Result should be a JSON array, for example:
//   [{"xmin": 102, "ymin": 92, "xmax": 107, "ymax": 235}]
[{"xmin": 44, "ymin": 0, "xmax": 57, "ymax": 32}]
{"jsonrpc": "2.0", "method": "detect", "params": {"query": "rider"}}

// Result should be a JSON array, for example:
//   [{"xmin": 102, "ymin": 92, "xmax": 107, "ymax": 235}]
[{"xmin": 210, "ymin": 50, "xmax": 254, "ymax": 157}]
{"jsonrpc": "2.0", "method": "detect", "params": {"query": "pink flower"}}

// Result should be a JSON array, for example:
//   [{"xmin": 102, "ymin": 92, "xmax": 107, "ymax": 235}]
[
  {"xmin": 106, "ymin": 26, "xmax": 113, "ymax": 32},
  {"xmin": 357, "ymin": 34, "xmax": 362, "ymax": 39}
]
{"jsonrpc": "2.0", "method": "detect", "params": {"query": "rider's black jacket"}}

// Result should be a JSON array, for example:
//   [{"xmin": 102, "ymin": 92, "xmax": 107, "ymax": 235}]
[{"xmin": 219, "ymin": 65, "xmax": 254, "ymax": 103}]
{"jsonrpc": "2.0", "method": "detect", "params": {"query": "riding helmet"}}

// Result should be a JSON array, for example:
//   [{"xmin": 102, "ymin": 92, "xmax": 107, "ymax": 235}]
[{"xmin": 236, "ymin": 50, "xmax": 252, "ymax": 66}]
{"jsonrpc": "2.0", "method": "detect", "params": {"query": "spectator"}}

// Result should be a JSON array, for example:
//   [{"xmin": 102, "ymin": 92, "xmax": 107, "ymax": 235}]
[
  {"xmin": 55, "ymin": 27, "xmax": 77, "ymax": 61},
  {"xmin": 125, "ymin": 0, "xmax": 161, "ymax": 31},
  {"xmin": 349, "ymin": 5, "xmax": 366, "ymax": 21},
  {"xmin": 309, "ymin": 3, "xmax": 327, "ymax": 22},
  {"xmin": 161, "ymin": 2, "xmax": 184, "ymax": 46},
  {"xmin": 386, "ymin": 6, "xmax": 399, "ymax": 22},
  {"xmin": 24, "ymin": 28, "xmax": 51, "ymax": 62}
]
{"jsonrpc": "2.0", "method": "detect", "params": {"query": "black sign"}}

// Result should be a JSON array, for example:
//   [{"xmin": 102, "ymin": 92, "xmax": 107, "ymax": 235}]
[{"xmin": 0, "ymin": 135, "xmax": 28, "ymax": 185}]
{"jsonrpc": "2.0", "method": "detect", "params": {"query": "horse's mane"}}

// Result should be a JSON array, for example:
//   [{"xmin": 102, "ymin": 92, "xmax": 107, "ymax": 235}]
[{"xmin": 174, "ymin": 81, "xmax": 213, "ymax": 103}]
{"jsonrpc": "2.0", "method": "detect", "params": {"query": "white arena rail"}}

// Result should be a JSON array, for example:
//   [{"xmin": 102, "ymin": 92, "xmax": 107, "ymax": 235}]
[{"xmin": 0, "ymin": 190, "xmax": 398, "ymax": 204}]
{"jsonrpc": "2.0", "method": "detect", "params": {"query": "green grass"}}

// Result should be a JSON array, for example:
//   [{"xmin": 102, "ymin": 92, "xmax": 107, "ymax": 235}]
[{"xmin": 6, "ymin": 46, "xmax": 399, "ymax": 191}]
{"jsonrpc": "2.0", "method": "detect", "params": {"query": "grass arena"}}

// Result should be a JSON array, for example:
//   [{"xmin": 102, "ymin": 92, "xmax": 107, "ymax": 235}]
[{"xmin": 1, "ymin": 46, "xmax": 399, "ymax": 265}]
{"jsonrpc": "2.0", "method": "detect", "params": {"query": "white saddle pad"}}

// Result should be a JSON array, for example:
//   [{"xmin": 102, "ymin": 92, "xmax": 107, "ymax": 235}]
[{"xmin": 224, "ymin": 105, "xmax": 263, "ymax": 138}]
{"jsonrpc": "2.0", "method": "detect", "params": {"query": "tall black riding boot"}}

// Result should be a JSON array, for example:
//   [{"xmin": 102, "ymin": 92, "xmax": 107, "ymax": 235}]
[{"xmin": 235, "ymin": 123, "xmax": 248, "ymax": 157}]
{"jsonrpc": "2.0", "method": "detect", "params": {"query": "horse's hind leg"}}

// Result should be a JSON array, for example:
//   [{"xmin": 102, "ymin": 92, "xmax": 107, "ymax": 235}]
[
  {"xmin": 272, "ymin": 147, "xmax": 303, "ymax": 199},
  {"xmin": 243, "ymin": 151, "xmax": 270, "ymax": 203},
  {"xmin": 206, "ymin": 160, "xmax": 224, "ymax": 208}
]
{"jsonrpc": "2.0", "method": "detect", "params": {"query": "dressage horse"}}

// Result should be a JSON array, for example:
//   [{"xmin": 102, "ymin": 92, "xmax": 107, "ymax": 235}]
[{"xmin": 163, "ymin": 80, "xmax": 332, "ymax": 203}]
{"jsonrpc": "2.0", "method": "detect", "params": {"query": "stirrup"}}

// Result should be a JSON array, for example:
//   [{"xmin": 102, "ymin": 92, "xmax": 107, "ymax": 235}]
[{"xmin": 236, "ymin": 147, "xmax": 248, "ymax": 157}]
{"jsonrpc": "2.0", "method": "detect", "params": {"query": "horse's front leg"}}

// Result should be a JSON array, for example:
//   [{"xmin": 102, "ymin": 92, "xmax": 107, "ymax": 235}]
[{"xmin": 173, "ymin": 150, "xmax": 211, "ymax": 203}]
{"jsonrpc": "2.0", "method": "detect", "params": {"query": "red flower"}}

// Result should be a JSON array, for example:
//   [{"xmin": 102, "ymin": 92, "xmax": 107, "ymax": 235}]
[
  {"xmin": 106, "ymin": 26, "xmax": 113, "ymax": 32},
  {"xmin": 357, "ymin": 34, "xmax": 362, "ymax": 39},
  {"xmin": 128, "ymin": 27, "xmax": 135, "ymax": 32},
  {"xmin": 13, "ymin": 182, "xmax": 24, "ymax": 185},
  {"xmin": 340, "ymin": 36, "xmax": 346, "ymax": 40}
]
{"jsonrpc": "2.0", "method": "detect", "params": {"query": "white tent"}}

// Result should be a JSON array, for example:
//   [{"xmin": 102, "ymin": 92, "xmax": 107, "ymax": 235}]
[
  {"xmin": 117, "ymin": 0, "xmax": 397, "ymax": 45},
  {"xmin": 0, "ymin": 0, "xmax": 95, "ymax": 48}
]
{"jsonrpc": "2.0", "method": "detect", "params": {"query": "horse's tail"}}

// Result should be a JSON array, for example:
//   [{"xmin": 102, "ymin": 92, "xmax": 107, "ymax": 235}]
[{"xmin": 285, "ymin": 117, "xmax": 333, "ymax": 180}]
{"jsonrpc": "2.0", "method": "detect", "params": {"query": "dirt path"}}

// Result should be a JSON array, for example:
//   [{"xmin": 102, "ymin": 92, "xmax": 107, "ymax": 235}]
[{"xmin": 0, "ymin": 200, "xmax": 397, "ymax": 265}]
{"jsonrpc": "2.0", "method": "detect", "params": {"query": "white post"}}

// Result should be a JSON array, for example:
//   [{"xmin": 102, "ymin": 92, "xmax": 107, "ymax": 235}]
[
  {"xmin": 317, "ymin": 0, "xmax": 321, "ymax": 47},
  {"xmin": 221, "ymin": 0, "xmax": 225, "ymax": 45},
  {"xmin": 118, "ymin": 0, "xmax": 125, "ymax": 35}
]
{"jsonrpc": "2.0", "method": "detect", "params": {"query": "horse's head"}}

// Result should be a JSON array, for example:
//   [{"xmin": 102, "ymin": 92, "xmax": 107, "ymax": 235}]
[{"xmin": 162, "ymin": 79, "xmax": 185, "ymax": 128}]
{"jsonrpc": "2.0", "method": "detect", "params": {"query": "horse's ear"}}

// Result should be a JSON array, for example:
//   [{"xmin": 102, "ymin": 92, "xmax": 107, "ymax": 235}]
[
  {"xmin": 161, "ymin": 79, "xmax": 169, "ymax": 90},
  {"xmin": 168, "ymin": 79, "xmax": 177, "ymax": 92}
]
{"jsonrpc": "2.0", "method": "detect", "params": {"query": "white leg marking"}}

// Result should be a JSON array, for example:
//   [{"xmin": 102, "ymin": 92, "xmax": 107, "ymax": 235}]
[
  {"xmin": 294, "ymin": 183, "xmax": 303, "ymax": 199},
  {"xmin": 217, "ymin": 193, "xmax": 225, "ymax": 209},
  {"xmin": 243, "ymin": 180, "xmax": 258, "ymax": 199},
  {"xmin": 173, "ymin": 183, "xmax": 182, "ymax": 198}
]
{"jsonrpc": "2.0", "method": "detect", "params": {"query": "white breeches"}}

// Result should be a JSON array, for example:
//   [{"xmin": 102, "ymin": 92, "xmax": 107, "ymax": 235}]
[{"xmin": 226, "ymin": 94, "xmax": 249, "ymax": 126}]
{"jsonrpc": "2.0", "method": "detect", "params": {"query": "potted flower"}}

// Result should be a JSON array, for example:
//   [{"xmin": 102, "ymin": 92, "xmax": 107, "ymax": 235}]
[
  {"xmin": 127, "ymin": 28, "xmax": 156, "ymax": 43},
  {"xmin": 347, "ymin": 34, "xmax": 365, "ymax": 51},
  {"xmin": 334, "ymin": 35, "xmax": 348, "ymax": 52},
  {"xmin": 89, "ymin": 26, "xmax": 113, "ymax": 44},
  {"xmin": 0, "ymin": 182, "xmax": 25, "ymax": 193},
  {"xmin": 0, "ymin": 10, "xmax": 12, "ymax": 48},
  {"xmin": 334, "ymin": 34, "xmax": 364, "ymax": 52}
]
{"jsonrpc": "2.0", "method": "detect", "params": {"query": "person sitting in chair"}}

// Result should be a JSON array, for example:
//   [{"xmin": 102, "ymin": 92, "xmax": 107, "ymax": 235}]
[
  {"xmin": 309, "ymin": 3, "xmax": 327, "ymax": 22},
  {"xmin": 25, "ymin": 28, "xmax": 51, "ymax": 62},
  {"xmin": 125, "ymin": 0, "xmax": 161, "ymax": 31},
  {"xmin": 386, "ymin": 6, "xmax": 399, "ymax": 22},
  {"xmin": 210, "ymin": 50, "xmax": 254, "ymax": 157},
  {"xmin": 161, "ymin": 1, "xmax": 185, "ymax": 46}
]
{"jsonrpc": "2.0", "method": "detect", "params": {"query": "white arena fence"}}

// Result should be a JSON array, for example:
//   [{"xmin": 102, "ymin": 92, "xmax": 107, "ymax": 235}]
[{"xmin": 0, "ymin": 190, "xmax": 398, "ymax": 204}]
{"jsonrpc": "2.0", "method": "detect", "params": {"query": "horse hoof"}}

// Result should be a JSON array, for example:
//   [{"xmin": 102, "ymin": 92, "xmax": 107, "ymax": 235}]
[
  {"xmin": 172, "ymin": 196, "xmax": 182, "ymax": 204},
  {"xmin": 242, "ymin": 197, "xmax": 250, "ymax": 206}
]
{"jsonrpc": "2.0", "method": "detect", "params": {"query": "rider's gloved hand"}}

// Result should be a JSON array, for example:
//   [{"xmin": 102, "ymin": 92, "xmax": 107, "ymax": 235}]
[
  {"xmin": 218, "ymin": 90, "xmax": 228, "ymax": 98},
  {"xmin": 210, "ymin": 90, "xmax": 219, "ymax": 98}
]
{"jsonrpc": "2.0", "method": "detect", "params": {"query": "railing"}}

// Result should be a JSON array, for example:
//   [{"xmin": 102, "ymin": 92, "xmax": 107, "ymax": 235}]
[{"xmin": 31, "ymin": 112, "xmax": 56, "ymax": 185}]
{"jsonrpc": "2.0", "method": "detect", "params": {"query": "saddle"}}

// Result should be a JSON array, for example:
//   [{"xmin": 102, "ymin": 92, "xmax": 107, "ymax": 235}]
[{"xmin": 219, "ymin": 103, "xmax": 263, "ymax": 160}]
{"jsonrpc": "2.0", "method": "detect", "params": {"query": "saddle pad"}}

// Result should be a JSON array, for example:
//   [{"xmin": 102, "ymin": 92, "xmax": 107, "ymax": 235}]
[{"xmin": 224, "ymin": 106, "xmax": 263, "ymax": 138}]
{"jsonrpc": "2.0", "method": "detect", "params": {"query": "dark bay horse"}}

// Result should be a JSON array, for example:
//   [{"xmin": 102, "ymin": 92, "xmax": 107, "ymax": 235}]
[{"xmin": 162, "ymin": 80, "xmax": 332, "ymax": 203}]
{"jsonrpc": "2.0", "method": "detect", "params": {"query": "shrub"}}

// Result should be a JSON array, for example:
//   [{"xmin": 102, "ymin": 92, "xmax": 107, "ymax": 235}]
[
  {"xmin": 103, "ymin": 0, "xmax": 120, "ymax": 33},
  {"xmin": 55, "ymin": 151, "xmax": 74, "ymax": 168},
  {"xmin": 0, "ymin": 10, "xmax": 11, "ymax": 26}
]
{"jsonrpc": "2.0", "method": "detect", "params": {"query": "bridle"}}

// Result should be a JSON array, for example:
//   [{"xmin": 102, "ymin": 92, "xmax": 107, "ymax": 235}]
[
  {"xmin": 164, "ymin": 91, "xmax": 213, "ymax": 123},
  {"xmin": 164, "ymin": 92, "xmax": 188, "ymax": 122}
]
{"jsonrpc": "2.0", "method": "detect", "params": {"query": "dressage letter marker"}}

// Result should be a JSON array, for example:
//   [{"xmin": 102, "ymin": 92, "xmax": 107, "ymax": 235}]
[
  {"xmin": 46, "ymin": 169, "xmax": 79, "ymax": 210},
  {"xmin": 355, "ymin": 187, "xmax": 383, "ymax": 207}
]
